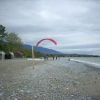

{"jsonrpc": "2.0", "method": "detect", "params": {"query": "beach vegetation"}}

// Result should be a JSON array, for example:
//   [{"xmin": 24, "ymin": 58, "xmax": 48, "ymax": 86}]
[
  {"xmin": 0, "ymin": 24, "xmax": 7, "ymax": 51},
  {"xmin": 5, "ymin": 32, "xmax": 23, "ymax": 51}
]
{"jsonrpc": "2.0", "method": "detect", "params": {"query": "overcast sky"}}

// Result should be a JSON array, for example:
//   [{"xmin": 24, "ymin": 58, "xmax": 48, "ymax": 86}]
[{"xmin": 0, "ymin": 0, "xmax": 100, "ymax": 55}]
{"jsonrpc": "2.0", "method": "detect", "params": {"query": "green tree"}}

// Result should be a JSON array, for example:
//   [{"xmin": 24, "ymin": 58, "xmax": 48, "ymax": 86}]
[
  {"xmin": 0, "ymin": 24, "xmax": 7, "ymax": 41},
  {"xmin": 0, "ymin": 24, "xmax": 7, "ymax": 51},
  {"xmin": 35, "ymin": 51, "xmax": 43, "ymax": 58},
  {"xmin": 5, "ymin": 32, "xmax": 23, "ymax": 51},
  {"xmin": 22, "ymin": 49, "xmax": 32, "ymax": 58}
]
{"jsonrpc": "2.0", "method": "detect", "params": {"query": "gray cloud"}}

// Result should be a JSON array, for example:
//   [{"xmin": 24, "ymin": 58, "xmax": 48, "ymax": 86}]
[
  {"xmin": 55, "ymin": 43, "xmax": 100, "ymax": 49},
  {"xmin": 0, "ymin": 0, "xmax": 100, "ymax": 55},
  {"xmin": 6, "ymin": 25, "xmax": 54, "ymax": 33}
]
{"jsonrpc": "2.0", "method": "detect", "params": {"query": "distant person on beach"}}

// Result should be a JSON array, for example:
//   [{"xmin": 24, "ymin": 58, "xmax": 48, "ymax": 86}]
[
  {"xmin": 46, "ymin": 56, "xmax": 48, "ymax": 60},
  {"xmin": 53, "ymin": 56, "xmax": 55, "ymax": 60},
  {"xmin": 68, "ymin": 58, "xmax": 70, "ymax": 61},
  {"xmin": 44, "ymin": 56, "xmax": 46, "ymax": 61}
]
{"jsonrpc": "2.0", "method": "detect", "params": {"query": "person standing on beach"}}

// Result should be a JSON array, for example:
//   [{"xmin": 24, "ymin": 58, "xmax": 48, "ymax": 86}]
[
  {"xmin": 44, "ymin": 56, "xmax": 46, "ymax": 61},
  {"xmin": 53, "ymin": 56, "xmax": 55, "ymax": 60},
  {"xmin": 46, "ymin": 55, "xmax": 48, "ymax": 60}
]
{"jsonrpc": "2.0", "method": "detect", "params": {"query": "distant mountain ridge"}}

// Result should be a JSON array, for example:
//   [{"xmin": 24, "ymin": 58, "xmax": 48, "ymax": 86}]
[{"xmin": 23, "ymin": 44, "xmax": 62, "ymax": 54}]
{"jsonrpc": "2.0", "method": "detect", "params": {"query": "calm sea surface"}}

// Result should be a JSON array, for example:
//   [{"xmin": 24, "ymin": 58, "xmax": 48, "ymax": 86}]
[{"xmin": 62, "ymin": 57, "xmax": 100, "ymax": 68}]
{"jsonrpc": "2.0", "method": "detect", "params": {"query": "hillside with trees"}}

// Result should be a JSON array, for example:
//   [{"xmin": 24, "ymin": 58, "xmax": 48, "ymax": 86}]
[{"xmin": 0, "ymin": 24, "xmax": 45, "ymax": 58}]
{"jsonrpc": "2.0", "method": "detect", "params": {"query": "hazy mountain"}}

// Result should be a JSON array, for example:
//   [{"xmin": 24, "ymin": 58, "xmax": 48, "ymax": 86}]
[{"xmin": 23, "ymin": 44, "xmax": 62, "ymax": 54}]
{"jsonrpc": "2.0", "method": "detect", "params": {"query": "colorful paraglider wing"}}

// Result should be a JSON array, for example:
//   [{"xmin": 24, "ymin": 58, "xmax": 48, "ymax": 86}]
[{"xmin": 36, "ymin": 38, "xmax": 57, "ymax": 47}]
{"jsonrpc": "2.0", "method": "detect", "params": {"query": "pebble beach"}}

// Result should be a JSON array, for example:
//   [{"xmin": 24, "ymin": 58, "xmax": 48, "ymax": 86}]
[{"xmin": 0, "ymin": 58, "xmax": 100, "ymax": 100}]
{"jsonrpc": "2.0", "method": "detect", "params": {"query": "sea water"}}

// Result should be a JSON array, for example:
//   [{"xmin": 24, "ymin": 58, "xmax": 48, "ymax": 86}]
[{"xmin": 68, "ymin": 57, "xmax": 100, "ymax": 68}]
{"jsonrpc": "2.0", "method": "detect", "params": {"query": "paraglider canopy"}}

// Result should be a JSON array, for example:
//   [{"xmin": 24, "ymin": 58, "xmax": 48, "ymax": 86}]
[{"xmin": 36, "ymin": 38, "xmax": 57, "ymax": 47}]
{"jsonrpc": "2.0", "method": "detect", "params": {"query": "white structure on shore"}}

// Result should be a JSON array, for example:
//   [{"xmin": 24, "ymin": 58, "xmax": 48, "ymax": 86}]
[
  {"xmin": 0, "ymin": 51, "xmax": 14, "ymax": 60},
  {"xmin": 0, "ymin": 51, "xmax": 5, "ymax": 60},
  {"xmin": 9, "ymin": 52, "xmax": 14, "ymax": 59}
]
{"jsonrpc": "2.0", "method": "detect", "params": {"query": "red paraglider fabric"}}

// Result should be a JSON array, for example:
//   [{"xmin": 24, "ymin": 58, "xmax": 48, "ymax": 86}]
[{"xmin": 36, "ymin": 38, "xmax": 57, "ymax": 47}]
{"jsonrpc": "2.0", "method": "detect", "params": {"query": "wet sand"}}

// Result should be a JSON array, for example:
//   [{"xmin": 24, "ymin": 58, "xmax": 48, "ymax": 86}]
[{"xmin": 0, "ymin": 58, "xmax": 100, "ymax": 100}]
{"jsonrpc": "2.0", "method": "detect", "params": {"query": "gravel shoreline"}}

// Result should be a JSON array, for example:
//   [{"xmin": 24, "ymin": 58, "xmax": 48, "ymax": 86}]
[{"xmin": 0, "ymin": 58, "xmax": 100, "ymax": 100}]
